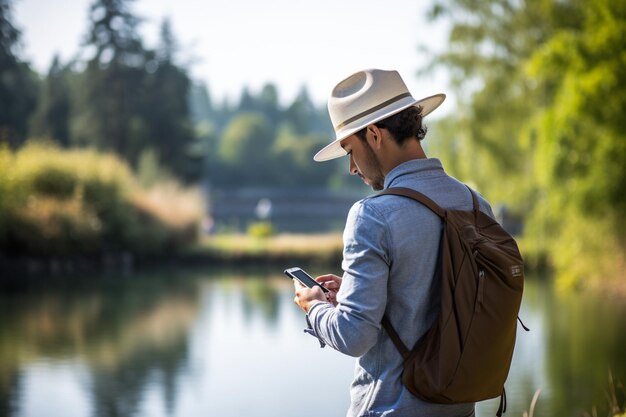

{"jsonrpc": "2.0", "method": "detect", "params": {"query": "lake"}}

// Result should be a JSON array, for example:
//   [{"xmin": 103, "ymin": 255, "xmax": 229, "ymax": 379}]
[{"xmin": 1, "ymin": 268, "xmax": 625, "ymax": 417}]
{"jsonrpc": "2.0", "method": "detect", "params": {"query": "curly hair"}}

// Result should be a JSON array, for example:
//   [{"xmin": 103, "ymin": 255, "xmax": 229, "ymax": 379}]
[{"xmin": 356, "ymin": 105, "xmax": 427, "ymax": 145}]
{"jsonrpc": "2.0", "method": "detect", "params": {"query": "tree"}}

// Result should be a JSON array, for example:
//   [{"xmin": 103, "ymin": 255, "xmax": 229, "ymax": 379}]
[
  {"xmin": 31, "ymin": 55, "xmax": 72, "ymax": 146},
  {"xmin": 238, "ymin": 87, "xmax": 256, "ymax": 113},
  {"xmin": 235, "ymin": 83, "xmax": 281, "ymax": 128},
  {"xmin": 73, "ymin": 0, "xmax": 197, "ymax": 182},
  {"xmin": 424, "ymin": 0, "xmax": 572, "ymax": 205},
  {"xmin": 217, "ymin": 112, "xmax": 275, "ymax": 186},
  {"xmin": 140, "ymin": 18, "xmax": 197, "ymax": 181},
  {"xmin": 188, "ymin": 80, "xmax": 213, "ymax": 126},
  {"xmin": 527, "ymin": 0, "xmax": 626, "ymax": 215},
  {"xmin": 0, "ymin": 0, "xmax": 38, "ymax": 147},
  {"xmin": 271, "ymin": 127, "xmax": 335, "ymax": 187},
  {"xmin": 523, "ymin": 0, "xmax": 626, "ymax": 286},
  {"xmin": 73, "ymin": 0, "xmax": 149, "ymax": 162},
  {"xmin": 257, "ymin": 83, "xmax": 280, "ymax": 127},
  {"xmin": 426, "ymin": 0, "xmax": 626, "ymax": 288},
  {"xmin": 284, "ymin": 86, "xmax": 316, "ymax": 135}
]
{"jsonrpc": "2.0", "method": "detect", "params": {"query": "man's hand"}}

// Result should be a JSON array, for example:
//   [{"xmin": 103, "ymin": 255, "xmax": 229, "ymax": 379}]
[
  {"xmin": 315, "ymin": 274, "xmax": 342, "ymax": 306},
  {"xmin": 293, "ymin": 280, "xmax": 327, "ymax": 313},
  {"xmin": 293, "ymin": 273, "xmax": 343, "ymax": 313}
]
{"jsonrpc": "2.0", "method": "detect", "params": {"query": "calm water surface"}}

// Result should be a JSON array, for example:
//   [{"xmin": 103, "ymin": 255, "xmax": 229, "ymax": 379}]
[{"xmin": 0, "ymin": 268, "xmax": 625, "ymax": 417}]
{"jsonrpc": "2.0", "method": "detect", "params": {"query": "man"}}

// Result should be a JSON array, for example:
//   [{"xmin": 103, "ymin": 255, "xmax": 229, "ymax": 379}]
[{"xmin": 293, "ymin": 69, "xmax": 495, "ymax": 417}]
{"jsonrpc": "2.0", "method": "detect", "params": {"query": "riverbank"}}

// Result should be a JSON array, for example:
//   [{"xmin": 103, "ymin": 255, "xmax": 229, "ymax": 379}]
[
  {"xmin": 166, "ymin": 233, "xmax": 626, "ymax": 302},
  {"xmin": 0, "ymin": 233, "xmax": 345, "ymax": 277},
  {"xmin": 3, "ymin": 232, "xmax": 626, "ymax": 303},
  {"xmin": 179, "ymin": 232, "xmax": 344, "ymax": 268}
]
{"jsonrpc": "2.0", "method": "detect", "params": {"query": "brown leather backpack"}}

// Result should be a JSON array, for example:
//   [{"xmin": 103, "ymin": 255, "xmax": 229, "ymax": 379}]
[{"xmin": 378, "ymin": 186, "xmax": 525, "ymax": 417}]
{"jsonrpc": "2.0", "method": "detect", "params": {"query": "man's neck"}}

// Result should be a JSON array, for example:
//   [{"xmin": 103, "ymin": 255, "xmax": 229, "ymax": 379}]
[{"xmin": 381, "ymin": 139, "xmax": 427, "ymax": 176}]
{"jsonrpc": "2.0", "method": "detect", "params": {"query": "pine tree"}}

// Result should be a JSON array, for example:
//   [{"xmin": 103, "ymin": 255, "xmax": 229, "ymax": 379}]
[
  {"xmin": 284, "ymin": 87, "xmax": 315, "ymax": 135},
  {"xmin": 31, "ymin": 55, "xmax": 71, "ymax": 146},
  {"xmin": 141, "ymin": 18, "xmax": 197, "ymax": 181},
  {"xmin": 0, "ymin": 0, "xmax": 38, "ymax": 147},
  {"xmin": 74, "ymin": 0, "xmax": 148, "ymax": 162}
]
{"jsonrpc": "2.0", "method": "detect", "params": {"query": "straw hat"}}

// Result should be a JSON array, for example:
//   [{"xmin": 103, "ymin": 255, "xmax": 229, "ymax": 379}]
[{"xmin": 314, "ymin": 69, "xmax": 445, "ymax": 162}]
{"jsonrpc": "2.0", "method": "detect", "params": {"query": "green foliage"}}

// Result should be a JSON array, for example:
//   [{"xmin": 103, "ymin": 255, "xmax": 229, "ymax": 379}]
[
  {"xmin": 216, "ymin": 112, "xmax": 276, "ymax": 185},
  {"xmin": 525, "ymin": 0, "xmax": 626, "ymax": 287},
  {"xmin": 272, "ymin": 125, "xmax": 337, "ymax": 187},
  {"xmin": 428, "ymin": 0, "xmax": 626, "ymax": 289},
  {"xmin": 218, "ymin": 113, "xmax": 273, "ymax": 165},
  {"xmin": 527, "ymin": 0, "xmax": 626, "ymax": 214},
  {"xmin": 0, "ymin": 142, "xmax": 201, "ymax": 257}
]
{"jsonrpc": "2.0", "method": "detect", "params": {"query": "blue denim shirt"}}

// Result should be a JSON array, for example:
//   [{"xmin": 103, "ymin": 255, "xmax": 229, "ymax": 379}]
[{"xmin": 308, "ymin": 158, "xmax": 493, "ymax": 417}]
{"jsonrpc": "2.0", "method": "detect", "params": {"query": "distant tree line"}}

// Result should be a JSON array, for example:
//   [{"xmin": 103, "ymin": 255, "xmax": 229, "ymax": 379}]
[{"xmin": 0, "ymin": 0, "xmax": 347, "ymax": 188}]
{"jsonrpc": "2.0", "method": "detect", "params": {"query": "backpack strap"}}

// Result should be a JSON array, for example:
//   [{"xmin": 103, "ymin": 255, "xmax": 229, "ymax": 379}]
[
  {"xmin": 381, "ymin": 315, "xmax": 411, "ymax": 360},
  {"xmin": 377, "ymin": 186, "xmax": 475, "ymax": 361},
  {"xmin": 378, "ymin": 187, "xmax": 446, "ymax": 219},
  {"xmin": 378, "ymin": 187, "xmax": 445, "ymax": 359},
  {"xmin": 496, "ymin": 388, "xmax": 507, "ymax": 417},
  {"xmin": 465, "ymin": 185, "xmax": 480, "ymax": 224}
]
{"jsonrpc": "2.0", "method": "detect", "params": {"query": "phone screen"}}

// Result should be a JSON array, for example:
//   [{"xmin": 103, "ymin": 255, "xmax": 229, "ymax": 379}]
[{"xmin": 285, "ymin": 267, "xmax": 329, "ymax": 293}]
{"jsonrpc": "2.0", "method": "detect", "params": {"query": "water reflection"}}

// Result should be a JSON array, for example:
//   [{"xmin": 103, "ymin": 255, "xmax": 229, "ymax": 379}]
[
  {"xmin": 0, "ymin": 271, "xmax": 625, "ymax": 417},
  {"xmin": 0, "ymin": 271, "xmax": 201, "ymax": 417}
]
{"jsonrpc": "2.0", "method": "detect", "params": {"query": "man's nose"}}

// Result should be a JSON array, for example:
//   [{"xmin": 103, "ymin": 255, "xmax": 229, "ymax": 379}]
[{"xmin": 348, "ymin": 154, "xmax": 358, "ymax": 175}]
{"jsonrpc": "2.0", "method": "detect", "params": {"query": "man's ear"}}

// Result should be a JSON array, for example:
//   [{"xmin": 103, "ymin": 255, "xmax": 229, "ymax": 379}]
[{"xmin": 366, "ymin": 125, "xmax": 384, "ymax": 150}]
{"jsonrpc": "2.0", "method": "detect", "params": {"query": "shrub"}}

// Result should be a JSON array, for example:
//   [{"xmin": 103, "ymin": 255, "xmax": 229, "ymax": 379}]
[
  {"xmin": 247, "ymin": 221, "xmax": 275, "ymax": 238},
  {"xmin": 9, "ymin": 194, "xmax": 102, "ymax": 255},
  {"xmin": 0, "ymin": 141, "xmax": 202, "ymax": 257}
]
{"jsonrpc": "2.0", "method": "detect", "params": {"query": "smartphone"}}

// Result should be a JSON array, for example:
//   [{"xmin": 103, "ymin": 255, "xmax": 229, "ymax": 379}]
[{"xmin": 284, "ymin": 267, "xmax": 329, "ymax": 293}]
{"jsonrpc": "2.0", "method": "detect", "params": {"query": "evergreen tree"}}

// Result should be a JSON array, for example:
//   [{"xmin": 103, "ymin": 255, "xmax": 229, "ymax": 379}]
[
  {"xmin": 188, "ymin": 80, "xmax": 213, "ymax": 125},
  {"xmin": 31, "ymin": 55, "xmax": 71, "ymax": 146},
  {"xmin": 258, "ymin": 83, "xmax": 280, "ymax": 127},
  {"xmin": 234, "ymin": 83, "xmax": 281, "ymax": 129},
  {"xmin": 238, "ymin": 87, "xmax": 256, "ymax": 113},
  {"xmin": 74, "ymin": 0, "xmax": 149, "ymax": 162},
  {"xmin": 284, "ymin": 86, "xmax": 316, "ymax": 135},
  {"xmin": 0, "ymin": 0, "xmax": 38, "ymax": 147},
  {"xmin": 141, "ymin": 18, "xmax": 197, "ymax": 181}
]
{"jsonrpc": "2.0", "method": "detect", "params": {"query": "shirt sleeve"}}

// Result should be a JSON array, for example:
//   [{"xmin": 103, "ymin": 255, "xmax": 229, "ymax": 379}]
[{"xmin": 307, "ymin": 199, "xmax": 391, "ymax": 357}]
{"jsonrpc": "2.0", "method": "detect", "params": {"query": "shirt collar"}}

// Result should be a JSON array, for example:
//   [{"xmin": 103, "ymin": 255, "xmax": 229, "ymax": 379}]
[{"xmin": 384, "ymin": 158, "xmax": 444, "ymax": 189}]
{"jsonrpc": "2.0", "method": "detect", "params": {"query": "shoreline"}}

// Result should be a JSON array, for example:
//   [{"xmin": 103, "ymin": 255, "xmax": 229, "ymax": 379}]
[
  {"xmin": 2, "ymin": 233, "xmax": 625, "ymax": 303},
  {"xmin": 0, "ymin": 233, "xmax": 345, "ymax": 278}
]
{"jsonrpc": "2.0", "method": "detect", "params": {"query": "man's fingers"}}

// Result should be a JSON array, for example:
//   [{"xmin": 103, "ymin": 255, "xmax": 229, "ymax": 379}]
[
  {"xmin": 316, "ymin": 274, "xmax": 339, "ymax": 283},
  {"xmin": 324, "ymin": 281, "xmax": 340, "ymax": 290}
]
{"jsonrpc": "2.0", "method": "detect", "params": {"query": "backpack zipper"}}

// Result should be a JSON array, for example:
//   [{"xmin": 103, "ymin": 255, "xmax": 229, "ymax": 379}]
[{"xmin": 476, "ymin": 270, "xmax": 485, "ymax": 312}]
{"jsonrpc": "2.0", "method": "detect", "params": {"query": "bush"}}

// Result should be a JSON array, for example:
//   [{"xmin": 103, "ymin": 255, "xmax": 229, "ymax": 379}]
[
  {"xmin": 0, "ymin": 141, "xmax": 202, "ymax": 257},
  {"xmin": 8, "ymin": 195, "xmax": 102, "ymax": 255},
  {"xmin": 247, "ymin": 221, "xmax": 275, "ymax": 238}
]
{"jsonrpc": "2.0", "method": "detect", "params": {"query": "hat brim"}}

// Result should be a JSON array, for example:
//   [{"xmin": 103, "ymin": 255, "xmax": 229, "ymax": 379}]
[{"xmin": 313, "ymin": 93, "xmax": 446, "ymax": 162}]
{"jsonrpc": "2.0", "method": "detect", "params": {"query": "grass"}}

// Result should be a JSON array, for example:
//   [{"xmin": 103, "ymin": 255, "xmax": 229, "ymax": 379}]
[
  {"xmin": 524, "ymin": 374, "xmax": 626, "ymax": 417},
  {"xmin": 523, "ymin": 389, "xmax": 541, "ymax": 417},
  {"xmin": 186, "ymin": 232, "xmax": 344, "ymax": 265}
]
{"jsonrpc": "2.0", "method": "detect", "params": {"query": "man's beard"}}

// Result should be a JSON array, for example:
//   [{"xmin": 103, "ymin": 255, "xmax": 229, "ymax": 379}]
[{"xmin": 362, "ymin": 140, "xmax": 385, "ymax": 191}]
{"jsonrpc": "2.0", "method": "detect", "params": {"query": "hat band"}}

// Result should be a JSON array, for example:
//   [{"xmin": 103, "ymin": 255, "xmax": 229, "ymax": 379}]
[{"xmin": 334, "ymin": 92, "xmax": 412, "ymax": 130}]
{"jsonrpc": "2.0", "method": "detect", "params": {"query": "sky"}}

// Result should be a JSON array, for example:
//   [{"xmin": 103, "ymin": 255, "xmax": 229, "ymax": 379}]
[{"xmin": 13, "ymin": 0, "xmax": 451, "ymax": 109}]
